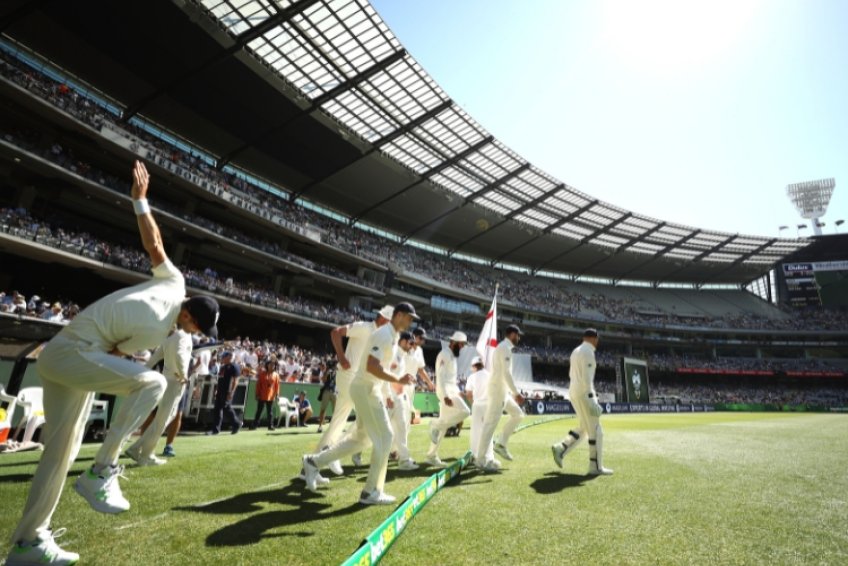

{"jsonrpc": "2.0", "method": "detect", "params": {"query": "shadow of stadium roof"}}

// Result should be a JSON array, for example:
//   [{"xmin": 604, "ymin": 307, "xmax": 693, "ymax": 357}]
[{"xmin": 0, "ymin": 0, "xmax": 810, "ymax": 284}]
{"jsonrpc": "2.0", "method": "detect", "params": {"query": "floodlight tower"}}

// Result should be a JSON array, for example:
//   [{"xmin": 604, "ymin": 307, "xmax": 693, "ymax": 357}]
[{"xmin": 786, "ymin": 178, "xmax": 836, "ymax": 236}]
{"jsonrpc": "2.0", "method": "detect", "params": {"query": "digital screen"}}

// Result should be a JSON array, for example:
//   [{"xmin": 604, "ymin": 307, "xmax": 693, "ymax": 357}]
[{"xmin": 782, "ymin": 261, "xmax": 848, "ymax": 307}]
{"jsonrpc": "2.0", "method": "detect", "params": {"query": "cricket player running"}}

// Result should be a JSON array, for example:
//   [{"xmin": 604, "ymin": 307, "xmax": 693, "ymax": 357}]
[
  {"xmin": 302, "ymin": 303, "xmax": 418, "ymax": 505},
  {"xmin": 464, "ymin": 356, "xmax": 490, "ymax": 466},
  {"xmin": 5, "ymin": 161, "xmax": 220, "ymax": 566},
  {"xmin": 387, "ymin": 331, "xmax": 416, "ymax": 470},
  {"xmin": 425, "ymin": 331, "xmax": 470, "ymax": 467},
  {"xmin": 312, "ymin": 305, "xmax": 393, "ymax": 477},
  {"xmin": 390, "ymin": 327, "xmax": 434, "ymax": 471},
  {"xmin": 475, "ymin": 325, "xmax": 525, "ymax": 472},
  {"xmin": 125, "ymin": 327, "xmax": 194, "ymax": 466},
  {"xmin": 551, "ymin": 329, "xmax": 613, "ymax": 475}
]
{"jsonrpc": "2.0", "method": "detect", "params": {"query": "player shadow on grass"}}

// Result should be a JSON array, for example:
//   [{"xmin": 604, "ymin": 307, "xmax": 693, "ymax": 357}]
[
  {"xmin": 0, "ymin": 456, "xmax": 94, "ymax": 469},
  {"xmin": 0, "ymin": 462, "xmax": 98, "ymax": 484},
  {"xmin": 530, "ymin": 472, "xmax": 598, "ymax": 495},
  {"xmin": 173, "ymin": 480, "xmax": 365, "ymax": 547}
]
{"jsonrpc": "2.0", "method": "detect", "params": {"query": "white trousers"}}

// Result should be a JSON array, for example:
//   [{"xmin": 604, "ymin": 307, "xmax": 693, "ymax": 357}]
[
  {"xmin": 128, "ymin": 378, "xmax": 185, "ymax": 459},
  {"xmin": 475, "ymin": 391, "xmax": 525, "ymax": 462},
  {"xmin": 390, "ymin": 392, "xmax": 411, "ymax": 461},
  {"xmin": 560, "ymin": 391, "xmax": 603, "ymax": 465},
  {"xmin": 498, "ymin": 394, "xmax": 524, "ymax": 447},
  {"xmin": 428, "ymin": 394, "xmax": 470, "ymax": 457},
  {"xmin": 315, "ymin": 370, "xmax": 354, "ymax": 451},
  {"xmin": 312, "ymin": 379, "xmax": 393, "ymax": 494},
  {"xmin": 469, "ymin": 401, "xmax": 493, "ymax": 463},
  {"xmin": 12, "ymin": 336, "xmax": 166, "ymax": 542}
]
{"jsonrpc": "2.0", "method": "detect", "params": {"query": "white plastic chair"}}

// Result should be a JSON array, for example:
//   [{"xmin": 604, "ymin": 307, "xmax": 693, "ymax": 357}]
[
  {"xmin": 276, "ymin": 397, "xmax": 299, "ymax": 428},
  {"xmin": 14, "ymin": 387, "xmax": 45, "ymax": 443},
  {"xmin": 0, "ymin": 384, "xmax": 18, "ymax": 443}
]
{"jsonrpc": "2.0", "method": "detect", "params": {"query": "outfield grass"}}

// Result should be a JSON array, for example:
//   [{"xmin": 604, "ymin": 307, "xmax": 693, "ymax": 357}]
[{"xmin": 1, "ymin": 412, "xmax": 847, "ymax": 565}]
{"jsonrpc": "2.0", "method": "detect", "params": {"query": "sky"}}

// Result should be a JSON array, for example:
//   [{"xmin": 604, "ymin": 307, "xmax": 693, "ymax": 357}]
[{"xmin": 369, "ymin": 0, "xmax": 848, "ymax": 240}]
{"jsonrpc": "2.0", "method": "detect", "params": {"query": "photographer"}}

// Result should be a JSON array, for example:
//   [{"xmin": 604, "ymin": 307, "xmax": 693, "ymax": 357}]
[{"xmin": 316, "ymin": 361, "xmax": 338, "ymax": 433}]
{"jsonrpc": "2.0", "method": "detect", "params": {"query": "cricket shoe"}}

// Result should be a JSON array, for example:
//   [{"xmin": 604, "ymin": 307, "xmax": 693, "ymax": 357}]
[
  {"xmin": 5, "ymin": 528, "xmax": 79, "ymax": 566},
  {"xmin": 327, "ymin": 459, "xmax": 344, "ymax": 476},
  {"xmin": 480, "ymin": 459, "xmax": 502, "ymax": 473},
  {"xmin": 359, "ymin": 490, "xmax": 397, "ymax": 506},
  {"xmin": 424, "ymin": 455, "xmax": 444, "ymax": 468},
  {"xmin": 588, "ymin": 465, "xmax": 614, "ymax": 476},
  {"xmin": 74, "ymin": 465, "xmax": 130, "ymax": 514},
  {"xmin": 162, "ymin": 445, "xmax": 176, "ymax": 458},
  {"xmin": 301, "ymin": 456, "xmax": 329, "ymax": 493},
  {"xmin": 296, "ymin": 465, "xmax": 329, "ymax": 486},
  {"xmin": 551, "ymin": 442, "xmax": 567, "ymax": 469},
  {"xmin": 494, "ymin": 442, "xmax": 514, "ymax": 462},
  {"xmin": 125, "ymin": 446, "xmax": 166, "ymax": 467},
  {"xmin": 397, "ymin": 459, "xmax": 419, "ymax": 471}
]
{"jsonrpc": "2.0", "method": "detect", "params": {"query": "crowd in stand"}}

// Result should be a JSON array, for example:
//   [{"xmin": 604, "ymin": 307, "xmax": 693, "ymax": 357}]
[
  {"xmin": 0, "ymin": 289, "xmax": 79, "ymax": 322},
  {"xmin": 650, "ymin": 382, "xmax": 848, "ymax": 407},
  {"xmin": 0, "ymin": 207, "xmax": 362, "ymax": 326},
  {"xmin": 3, "ymin": 48, "xmax": 848, "ymax": 334}
]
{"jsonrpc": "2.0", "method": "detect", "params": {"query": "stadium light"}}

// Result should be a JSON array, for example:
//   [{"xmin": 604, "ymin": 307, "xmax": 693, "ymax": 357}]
[{"xmin": 786, "ymin": 178, "xmax": 836, "ymax": 236}]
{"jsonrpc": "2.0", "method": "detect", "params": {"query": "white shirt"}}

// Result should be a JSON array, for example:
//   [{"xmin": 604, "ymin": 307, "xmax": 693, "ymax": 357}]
[
  {"xmin": 569, "ymin": 341, "xmax": 597, "ymax": 395},
  {"xmin": 60, "ymin": 259, "xmax": 185, "ymax": 353},
  {"xmin": 195, "ymin": 349, "xmax": 212, "ymax": 376},
  {"xmin": 401, "ymin": 346, "xmax": 426, "ymax": 397},
  {"xmin": 489, "ymin": 339, "xmax": 519, "ymax": 397},
  {"xmin": 435, "ymin": 347, "xmax": 460, "ymax": 399},
  {"xmin": 355, "ymin": 323, "xmax": 398, "ymax": 388},
  {"xmin": 466, "ymin": 368, "xmax": 491, "ymax": 404},
  {"xmin": 340, "ymin": 320, "xmax": 376, "ymax": 376},
  {"xmin": 243, "ymin": 352, "xmax": 258, "ymax": 369},
  {"xmin": 147, "ymin": 329, "xmax": 193, "ymax": 382}
]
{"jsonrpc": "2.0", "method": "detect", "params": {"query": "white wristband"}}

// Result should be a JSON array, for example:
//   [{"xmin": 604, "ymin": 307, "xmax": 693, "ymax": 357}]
[{"xmin": 133, "ymin": 198, "xmax": 151, "ymax": 216}]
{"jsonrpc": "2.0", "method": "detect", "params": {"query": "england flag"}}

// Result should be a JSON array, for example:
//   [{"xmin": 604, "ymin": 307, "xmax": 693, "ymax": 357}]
[{"xmin": 476, "ymin": 289, "xmax": 498, "ymax": 369}]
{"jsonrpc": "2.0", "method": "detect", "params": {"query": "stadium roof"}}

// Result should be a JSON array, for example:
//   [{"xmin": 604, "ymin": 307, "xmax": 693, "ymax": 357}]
[{"xmin": 0, "ymin": 0, "xmax": 811, "ymax": 284}]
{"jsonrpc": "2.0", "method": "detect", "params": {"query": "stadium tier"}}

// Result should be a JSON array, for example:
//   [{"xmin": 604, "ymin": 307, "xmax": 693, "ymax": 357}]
[
  {"xmin": 1, "ymin": 42, "xmax": 847, "ymax": 358},
  {"xmin": 0, "ymin": 3, "xmax": 847, "ymax": 566}
]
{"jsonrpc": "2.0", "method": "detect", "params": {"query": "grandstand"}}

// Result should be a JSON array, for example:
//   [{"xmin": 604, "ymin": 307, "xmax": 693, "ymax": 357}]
[{"xmin": 0, "ymin": 2, "xmax": 847, "ymax": 565}]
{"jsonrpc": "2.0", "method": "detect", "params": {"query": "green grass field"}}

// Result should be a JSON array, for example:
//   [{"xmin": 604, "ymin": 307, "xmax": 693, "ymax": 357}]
[{"xmin": 1, "ymin": 412, "xmax": 847, "ymax": 565}]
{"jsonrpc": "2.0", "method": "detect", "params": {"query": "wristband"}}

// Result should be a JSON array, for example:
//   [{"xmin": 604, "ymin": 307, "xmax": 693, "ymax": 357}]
[{"xmin": 133, "ymin": 198, "xmax": 151, "ymax": 216}]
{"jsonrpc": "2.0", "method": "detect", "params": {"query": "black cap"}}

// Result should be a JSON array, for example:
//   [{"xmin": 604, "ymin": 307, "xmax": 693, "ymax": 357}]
[
  {"xmin": 412, "ymin": 327, "xmax": 427, "ymax": 337},
  {"xmin": 399, "ymin": 331, "xmax": 413, "ymax": 342},
  {"xmin": 393, "ymin": 302, "xmax": 420, "ymax": 320},
  {"xmin": 584, "ymin": 328, "xmax": 599, "ymax": 338},
  {"xmin": 184, "ymin": 295, "xmax": 220, "ymax": 339},
  {"xmin": 505, "ymin": 324, "xmax": 523, "ymax": 336}
]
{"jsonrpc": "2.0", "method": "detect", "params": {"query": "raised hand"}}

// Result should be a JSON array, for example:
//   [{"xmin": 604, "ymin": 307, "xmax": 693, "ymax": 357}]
[{"xmin": 131, "ymin": 160, "xmax": 150, "ymax": 200}]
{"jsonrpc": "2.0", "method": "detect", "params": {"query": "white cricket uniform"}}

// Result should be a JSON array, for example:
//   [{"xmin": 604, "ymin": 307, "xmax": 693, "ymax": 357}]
[
  {"xmin": 466, "ymin": 368, "xmax": 492, "ymax": 462},
  {"xmin": 427, "ymin": 347, "xmax": 471, "ymax": 458},
  {"xmin": 476, "ymin": 339, "xmax": 523, "ymax": 463},
  {"xmin": 389, "ymin": 346, "xmax": 422, "ymax": 462},
  {"xmin": 128, "ymin": 329, "xmax": 193, "ymax": 459},
  {"xmin": 12, "ymin": 259, "xmax": 184, "ymax": 543},
  {"xmin": 312, "ymin": 323, "xmax": 398, "ymax": 494},
  {"xmin": 559, "ymin": 341, "xmax": 607, "ymax": 470},
  {"xmin": 315, "ymin": 320, "xmax": 376, "ymax": 452}
]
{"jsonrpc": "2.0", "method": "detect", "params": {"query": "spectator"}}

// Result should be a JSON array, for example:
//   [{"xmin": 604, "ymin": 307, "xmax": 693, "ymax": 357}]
[
  {"xmin": 251, "ymin": 359, "xmax": 280, "ymax": 431},
  {"xmin": 316, "ymin": 362, "xmax": 338, "ymax": 433},
  {"xmin": 291, "ymin": 390, "xmax": 313, "ymax": 427}
]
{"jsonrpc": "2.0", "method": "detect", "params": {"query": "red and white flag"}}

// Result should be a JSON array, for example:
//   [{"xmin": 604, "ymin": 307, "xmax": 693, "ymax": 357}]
[{"xmin": 476, "ymin": 288, "xmax": 498, "ymax": 369}]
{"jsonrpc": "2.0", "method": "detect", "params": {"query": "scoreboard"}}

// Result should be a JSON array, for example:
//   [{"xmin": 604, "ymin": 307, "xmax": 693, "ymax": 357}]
[{"xmin": 781, "ymin": 260, "xmax": 848, "ymax": 307}]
